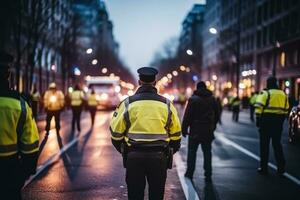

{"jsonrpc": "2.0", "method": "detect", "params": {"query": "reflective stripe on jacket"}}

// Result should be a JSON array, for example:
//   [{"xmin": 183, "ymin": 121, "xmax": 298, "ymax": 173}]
[
  {"xmin": 110, "ymin": 85, "xmax": 181, "ymax": 146},
  {"xmin": 0, "ymin": 92, "xmax": 39, "ymax": 157},
  {"xmin": 254, "ymin": 89, "xmax": 289, "ymax": 115}
]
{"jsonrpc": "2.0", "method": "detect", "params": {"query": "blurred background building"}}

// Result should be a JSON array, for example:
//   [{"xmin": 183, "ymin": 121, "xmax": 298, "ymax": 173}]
[
  {"xmin": 156, "ymin": 0, "xmax": 300, "ymax": 102},
  {"xmin": 0, "ymin": 0, "xmax": 134, "ymax": 94}
]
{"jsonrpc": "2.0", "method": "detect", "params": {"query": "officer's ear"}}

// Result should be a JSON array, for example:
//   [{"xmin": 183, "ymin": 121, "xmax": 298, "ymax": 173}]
[
  {"xmin": 138, "ymin": 80, "xmax": 142, "ymax": 86},
  {"xmin": 152, "ymin": 81, "xmax": 156, "ymax": 86}
]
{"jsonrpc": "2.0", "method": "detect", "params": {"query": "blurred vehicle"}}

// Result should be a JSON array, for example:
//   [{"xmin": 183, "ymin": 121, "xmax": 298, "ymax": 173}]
[
  {"xmin": 288, "ymin": 105, "xmax": 300, "ymax": 143},
  {"xmin": 85, "ymin": 76, "xmax": 120, "ymax": 110}
]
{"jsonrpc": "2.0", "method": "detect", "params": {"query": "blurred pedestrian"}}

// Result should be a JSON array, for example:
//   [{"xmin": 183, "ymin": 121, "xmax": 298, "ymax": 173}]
[
  {"xmin": 232, "ymin": 97, "xmax": 241, "ymax": 122},
  {"xmin": 182, "ymin": 81, "xmax": 219, "ymax": 182},
  {"xmin": 216, "ymin": 97, "xmax": 223, "ymax": 124},
  {"xmin": 30, "ymin": 84, "xmax": 41, "ymax": 120},
  {"xmin": 0, "ymin": 52, "xmax": 39, "ymax": 200},
  {"xmin": 70, "ymin": 84, "xmax": 85, "ymax": 132},
  {"xmin": 110, "ymin": 67, "xmax": 181, "ymax": 200},
  {"xmin": 44, "ymin": 82, "xmax": 65, "ymax": 135},
  {"xmin": 87, "ymin": 88, "xmax": 98, "ymax": 127},
  {"xmin": 249, "ymin": 92, "xmax": 258, "ymax": 122},
  {"xmin": 255, "ymin": 77, "xmax": 289, "ymax": 175}
]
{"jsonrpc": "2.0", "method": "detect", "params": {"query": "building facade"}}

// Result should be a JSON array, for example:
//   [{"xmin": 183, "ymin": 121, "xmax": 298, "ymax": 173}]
[{"xmin": 200, "ymin": 0, "xmax": 300, "ymax": 100}]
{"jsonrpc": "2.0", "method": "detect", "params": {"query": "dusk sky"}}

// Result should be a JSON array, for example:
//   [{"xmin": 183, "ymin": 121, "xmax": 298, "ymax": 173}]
[{"xmin": 104, "ymin": 0, "xmax": 206, "ymax": 75}]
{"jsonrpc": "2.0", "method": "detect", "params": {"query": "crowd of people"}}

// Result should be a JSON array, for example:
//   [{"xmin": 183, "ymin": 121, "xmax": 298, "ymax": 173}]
[{"xmin": 0, "ymin": 50, "xmax": 297, "ymax": 200}]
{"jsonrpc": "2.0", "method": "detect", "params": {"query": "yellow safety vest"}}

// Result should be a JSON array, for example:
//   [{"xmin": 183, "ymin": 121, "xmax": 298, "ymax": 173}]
[
  {"xmin": 110, "ymin": 95, "xmax": 182, "ymax": 146},
  {"xmin": 87, "ymin": 94, "xmax": 98, "ymax": 106},
  {"xmin": 255, "ymin": 89, "xmax": 289, "ymax": 115},
  {"xmin": 70, "ymin": 90, "xmax": 84, "ymax": 106},
  {"xmin": 0, "ymin": 92, "xmax": 39, "ymax": 157},
  {"xmin": 31, "ymin": 91, "xmax": 40, "ymax": 102},
  {"xmin": 44, "ymin": 90, "xmax": 65, "ymax": 111},
  {"xmin": 250, "ymin": 94, "xmax": 257, "ymax": 105}
]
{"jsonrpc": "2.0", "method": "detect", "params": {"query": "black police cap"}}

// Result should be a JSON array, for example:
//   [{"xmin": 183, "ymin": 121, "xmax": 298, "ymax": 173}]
[{"xmin": 137, "ymin": 67, "xmax": 158, "ymax": 83}]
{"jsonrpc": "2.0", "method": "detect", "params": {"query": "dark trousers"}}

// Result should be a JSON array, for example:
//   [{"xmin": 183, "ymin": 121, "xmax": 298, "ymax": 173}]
[
  {"xmin": 186, "ymin": 139, "xmax": 212, "ymax": 177},
  {"xmin": 259, "ymin": 115, "xmax": 286, "ymax": 170},
  {"xmin": 232, "ymin": 106, "xmax": 240, "ymax": 122},
  {"xmin": 45, "ymin": 110, "xmax": 61, "ymax": 133},
  {"xmin": 0, "ymin": 157, "xmax": 25, "ymax": 200},
  {"xmin": 89, "ymin": 106, "xmax": 97, "ymax": 126},
  {"xmin": 126, "ymin": 151, "xmax": 167, "ymax": 200},
  {"xmin": 71, "ymin": 106, "xmax": 82, "ymax": 131},
  {"xmin": 250, "ymin": 105, "xmax": 255, "ymax": 121},
  {"xmin": 31, "ymin": 101, "xmax": 38, "ymax": 120}
]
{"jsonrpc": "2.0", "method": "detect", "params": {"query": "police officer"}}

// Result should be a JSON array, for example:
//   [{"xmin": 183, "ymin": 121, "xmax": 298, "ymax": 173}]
[
  {"xmin": 110, "ymin": 67, "xmax": 181, "ymax": 200},
  {"xmin": 255, "ymin": 77, "xmax": 289, "ymax": 175},
  {"xmin": 87, "ymin": 88, "xmax": 98, "ymax": 127},
  {"xmin": 232, "ymin": 97, "xmax": 241, "ymax": 122},
  {"xmin": 30, "ymin": 84, "xmax": 41, "ymax": 119},
  {"xmin": 70, "ymin": 84, "xmax": 85, "ymax": 132},
  {"xmin": 44, "ymin": 82, "xmax": 65, "ymax": 135},
  {"xmin": 0, "ymin": 52, "xmax": 39, "ymax": 199}
]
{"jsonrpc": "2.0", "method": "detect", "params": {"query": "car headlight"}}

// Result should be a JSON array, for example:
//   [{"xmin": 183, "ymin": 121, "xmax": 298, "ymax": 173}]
[{"xmin": 100, "ymin": 93, "xmax": 108, "ymax": 100}]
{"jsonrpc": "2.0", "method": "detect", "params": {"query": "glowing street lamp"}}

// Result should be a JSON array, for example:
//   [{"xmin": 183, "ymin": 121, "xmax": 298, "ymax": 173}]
[
  {"xmin": 102, "ymin": 67, "xmax": 108, "ymax": 74},
  {"xmin": 172, "ymin": 70, "xmax": 178, "ymax": 76},
  {"xmin": 186, "ymin": 49, "xmax": 193, "ymax": 56},
  {"xmin": 180, "ymin": 65, "xmax": 186, "ymax": 71},
  {"xmin": 92, "ymin": 59, "xmax": 98, "ymax": 65},
  {"xmin": 209, "ymin": 27, "xmax": 218, "ymax": 35},
  {"xmin": 86, "ymin": 48, "xmax": 93, "ymax": 54}
]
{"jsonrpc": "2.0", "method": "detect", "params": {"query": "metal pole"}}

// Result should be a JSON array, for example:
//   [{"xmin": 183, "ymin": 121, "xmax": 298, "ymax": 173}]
[
  {"xmin": 272, "ymin": 41, "xmax": 279, "ymax": 77},
  {"xmin": 236, "ymin": 0, "xmax": 241, "ymax": 97}
]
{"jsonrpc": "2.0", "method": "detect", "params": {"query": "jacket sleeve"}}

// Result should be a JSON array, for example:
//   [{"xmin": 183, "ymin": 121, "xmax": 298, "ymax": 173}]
[
  {"xmin": 110, "ymin": 101, "xmax": 127, "ymax": 152},
  {"xmin": 59, "ymin": 91, "xmax": 65, "ymax": 109},
  {"xmin": 182, "ymin": 99, "xmax": 193, "ymax": 136},
  {"xmin": 168, "ymin": 103, "xmax": 181, "ymax": 153},
  {"xmin": 20, "ymin": 103, "xmax": 40, "ymax": 178}
]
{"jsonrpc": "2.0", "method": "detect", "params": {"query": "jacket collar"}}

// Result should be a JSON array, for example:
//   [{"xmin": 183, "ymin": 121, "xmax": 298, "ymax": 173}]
[{"xmin": 135, "ymin": 84, "xmax": 158, "ymax": 94}]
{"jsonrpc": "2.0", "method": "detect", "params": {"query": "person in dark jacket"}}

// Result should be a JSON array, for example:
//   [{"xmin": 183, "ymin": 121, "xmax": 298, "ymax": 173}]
[{"xmin": 182, "ymin": 81, "xmax": 219, "ymax": 182}]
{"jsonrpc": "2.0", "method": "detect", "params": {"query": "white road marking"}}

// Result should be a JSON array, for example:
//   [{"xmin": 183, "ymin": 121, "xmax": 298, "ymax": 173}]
[
  {"xmin": 216, "ymin": 131, "xmax": 300, "ymax": 186},
  {"xmin": 23, "ymin": 116, "xmax": 108, "ymax": 188},
  {"xmin": 174, "ymin": 153, "xmax": 201, "ymax": 200}
]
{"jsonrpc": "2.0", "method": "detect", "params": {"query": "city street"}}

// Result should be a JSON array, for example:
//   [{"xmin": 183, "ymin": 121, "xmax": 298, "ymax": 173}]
[{"xmin": 22, "ymin": 109, "xmax": 300, "ymax": 200}]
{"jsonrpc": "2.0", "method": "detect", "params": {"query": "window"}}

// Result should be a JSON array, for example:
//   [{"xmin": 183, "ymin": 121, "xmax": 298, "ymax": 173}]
[{"xmin": 280, "ymin": 52, "xmax": 286, "ymax": 67}]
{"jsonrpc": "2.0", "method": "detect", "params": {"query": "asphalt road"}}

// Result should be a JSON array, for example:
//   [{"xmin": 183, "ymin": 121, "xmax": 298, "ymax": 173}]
[{"xmin": 22, "ymin": 109, "xmax": 300, "ymax": 200}]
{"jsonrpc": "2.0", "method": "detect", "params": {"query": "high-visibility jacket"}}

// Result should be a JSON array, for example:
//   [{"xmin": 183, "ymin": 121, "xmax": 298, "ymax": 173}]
[
  {"xmin": 255, "ymin": 89, "xmax": 289, "ymax": 115},
  {"xmin": 31, "ymin": 91, "xmax": 40, "ymax": 102},
  {"xmin": 232, "ymin": 99, "xmax": 241, "ymax": 107},
  {"xmin": 0, "ymin": 91, "xmax": 39, "ymax": 157},
  {"xmin": 70, "ymin": 90, "xmax": 84, "ymax": 106},
  {"xmin": 44, "ymin": 90, "xmax": 65, "ymax": 111},
  {"xmin": 87, "ymin": 93, "xmax": 98, "ymax": 106},
  {"xmin": 250, "ymin": 94, "xmax": 258, "ymax": 105},
  {"xmin": 110, "ymin": 85, "xmax": 181, "ymax": 147}
]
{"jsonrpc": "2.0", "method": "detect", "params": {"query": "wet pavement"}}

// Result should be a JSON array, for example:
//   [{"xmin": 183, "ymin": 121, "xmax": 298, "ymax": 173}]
[{"xmin": 22, "ymin": 109, "xmax": 300, "ymax": 200}]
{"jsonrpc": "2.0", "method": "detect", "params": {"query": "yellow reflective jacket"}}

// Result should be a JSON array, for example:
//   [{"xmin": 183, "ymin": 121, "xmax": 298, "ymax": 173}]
[
  {"xmin": 70, "ymin": 90, "xmax": 84, "ymax": 106},
  {"xmin": 87, "ymin": 93, "xmax": 98, "ymax": 106},
  {"xmin": 250, "ymin": 94, "xmax": 257, "ymax": 105},
  {"xmin": 110, "ymin": 85, "xmax": 181, "ymax": 147},
  {"xmin": 44, "ymin": 90, "xmax": 65, "ymax": 111},
  {"xmin": 0, "ymin": 91, "xmax": 39, "ymax": 157},
  {"xmin": 255, "ymin": 89, "xmax": 289, "ymax": 115}
]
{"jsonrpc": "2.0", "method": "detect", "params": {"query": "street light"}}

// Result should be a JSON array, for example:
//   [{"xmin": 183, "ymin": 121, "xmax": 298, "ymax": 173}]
[
  {"xmin": 102, "ymin": 67, "xmax": 108, "ymax": 74},
  {"xmin": 209, "ymin": 27, "xmax": 218, "ymax": 35},
  {"xmin": 92, "ymin": 59, "xmax": 98, "ymax": 65},
  {"xmin": 86, "ymin": 48, "xmax": 93, "ymax": 54},
  {"xmin": 186, "ymin": 49, "xmax": 193, "ymax": 56}
]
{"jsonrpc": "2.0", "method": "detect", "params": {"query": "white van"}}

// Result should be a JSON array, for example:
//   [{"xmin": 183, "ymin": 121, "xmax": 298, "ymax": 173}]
[{"xmin": 85, "ymin": 76, "xmax": 121, "ymax": 110}]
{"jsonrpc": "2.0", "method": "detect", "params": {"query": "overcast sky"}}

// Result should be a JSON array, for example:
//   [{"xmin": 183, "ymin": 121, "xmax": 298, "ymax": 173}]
[{"xmin": 104, "ymin": 0, "xmax": 206, "ymax": 75}]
